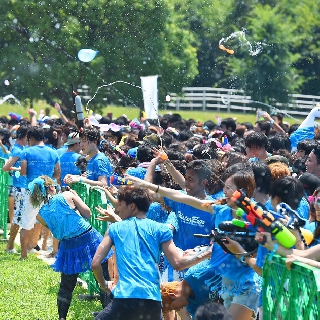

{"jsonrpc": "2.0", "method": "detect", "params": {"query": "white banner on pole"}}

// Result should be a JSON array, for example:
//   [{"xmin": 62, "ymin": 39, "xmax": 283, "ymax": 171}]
[{"xmin": 140, "ymin": 75, "xmax": 158, "ymax": 119}]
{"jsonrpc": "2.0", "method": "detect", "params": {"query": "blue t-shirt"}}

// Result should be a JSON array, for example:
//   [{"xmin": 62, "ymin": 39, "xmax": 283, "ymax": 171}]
[
  {"xmin": 296, "ymin": 197, "xmax": 310, "ymax": 220},
  {"xmin": 56, "ymin": 145, "xmax": 68, "ymax": 156},
  {"xmin": 125, "ymin": 167, "xmax": 147, "ymax": 180},
  {"xmin": 59, "ymin": 151, "xmax": 81, "ymax": 186},
  {"xmin": 146, "ymin": 202, "xmax": 171, "ymax": 224},
  {"xmin": 10, "ymin": 143, "xmax": 27, "ymax": 188},
  {"xmin": 165, "ymin": 192, "xmax": 215, "ymax": 250},
  {"xmin": 211, "ymin": 204, "xmax": 262, "ymax": 296},
  {"xmin": 210, "ymin": 189, "xmax": 225, "ymax": 200},
  {"xmin": 108, "ymin": 217, "xmax": 172, "ymax": 300},
  {"xmin": 20, "ymin": 145, "xmax": 60, "ymax": 184},
  {"xmin": 184, "ymin": 259, "xmax": 222, "ymax": 317},
  {"xmin": 0, "ymin": 144, "xmax": 9, "ymax": 159},
  {"xmin": 85, "ymin": 152, "xmax": 112, "ymax": 182},
  {"xmin": 39, "ymin": 194, "xmax": 91, "ymax": 240},
  {"xmin": 304, "ymin": 220, "xmax": 316, "ymax": 234}
]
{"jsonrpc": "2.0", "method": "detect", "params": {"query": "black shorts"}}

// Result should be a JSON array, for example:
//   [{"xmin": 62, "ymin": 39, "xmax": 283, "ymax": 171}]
[{"xmin": 94, "ymin": 298, "xmax": 163, "ymax": 320}]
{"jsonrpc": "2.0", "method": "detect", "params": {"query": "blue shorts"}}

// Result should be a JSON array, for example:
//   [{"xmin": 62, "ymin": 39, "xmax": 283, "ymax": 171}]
[{"xmin": 221, "ymin": 286, "xmax": 260, "ymax": 318}]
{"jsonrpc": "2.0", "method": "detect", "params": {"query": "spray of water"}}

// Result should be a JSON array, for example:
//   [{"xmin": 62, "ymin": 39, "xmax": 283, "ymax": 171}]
[
  {"xmin": 87, "ymin": 81, "xmax": 164, "ymax": 147},
  {"xmin": 250, "ymin": 100, "xmax": 302, "ymax": 123},
  {"xmin": 219, "ymin": 30, "xmax": 264, "ymax": 56}
]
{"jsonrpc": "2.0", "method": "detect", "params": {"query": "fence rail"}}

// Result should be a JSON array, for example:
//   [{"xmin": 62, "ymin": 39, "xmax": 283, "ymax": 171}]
[
  {"xmin": 70, "ymin": 182, "xmax": 109, "ymax": 295},
  {"xmin": 166, "ymin": 87, "xmax": 320, "ymax": 116},
  {"xmin": 263, "ymin": 254, "xmax": 320, "ymax": 319},
  {"xmin": 0, "ymin": 158, "xmax": 8, "ymax": 239}
]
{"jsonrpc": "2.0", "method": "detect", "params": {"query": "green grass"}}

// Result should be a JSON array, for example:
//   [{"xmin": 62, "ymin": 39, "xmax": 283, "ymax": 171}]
[
  {"xmin": 1, "ymin": 100, "xmax": 304, "ymax": 125},
  {"xmin": 0, "ymin": 241, "xmax": 101, "ymax": 320}
]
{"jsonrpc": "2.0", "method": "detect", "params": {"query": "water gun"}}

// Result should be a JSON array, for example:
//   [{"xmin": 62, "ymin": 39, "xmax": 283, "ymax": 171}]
[
  {"xmin": 231, "ymin": 189, "xmax": 296, "ymax": 248},
  {"xmin": 217, "ymin": 221, "xmax": 258, "ymax": 252},
  {"xmin": 194, "ymin": 229, "xmax": 257, "ymax": 255},
  {"xmin": 219, "ymin": 219, "xmax": 256, "ymax": 233},
  {"xmin": 236, "ymin": 207, "xmax": 314, "ymax": 247},
  {"xmin": 277, "ymin": 202, "xmax": 313, "ymax": 246},
  {"xmin": 110, "ymin": 175, "xmax": 133, "ymax": 186}
]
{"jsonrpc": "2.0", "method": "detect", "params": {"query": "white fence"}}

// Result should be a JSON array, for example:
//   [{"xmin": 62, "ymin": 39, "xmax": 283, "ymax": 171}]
[{"xmin": 166, "ymin": 87, "xmax": 320, "ymax": 117}]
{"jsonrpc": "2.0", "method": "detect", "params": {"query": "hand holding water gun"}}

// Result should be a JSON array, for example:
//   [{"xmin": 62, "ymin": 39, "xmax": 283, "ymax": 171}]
[
  {"xmin": 277, "ymin": 202, "xmax": 313, "ymax": 246},
  {"xmin": 231, "ymin": 189, "xmax": 296, "ymax": 248}
]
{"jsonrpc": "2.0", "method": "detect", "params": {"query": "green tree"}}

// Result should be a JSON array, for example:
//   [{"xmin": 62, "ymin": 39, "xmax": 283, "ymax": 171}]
[
  {"xmin": 0, "ymin": 0, "xmax": 198, "ymax": 114},
  {"xmin": 223, "ymin": 4, "xmax": 304, "ymax": 104}
]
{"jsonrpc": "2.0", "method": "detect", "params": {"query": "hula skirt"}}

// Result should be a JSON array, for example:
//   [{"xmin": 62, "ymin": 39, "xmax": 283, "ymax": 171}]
[{"xmin": 52, "ymin": 228, "xmax": 114, "ymax": 275}]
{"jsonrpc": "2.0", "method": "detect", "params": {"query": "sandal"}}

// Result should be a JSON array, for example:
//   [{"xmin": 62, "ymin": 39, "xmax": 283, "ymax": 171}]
[{"xmin": 46, "ymin": 252, "xmax": 57, "ymax": 258}]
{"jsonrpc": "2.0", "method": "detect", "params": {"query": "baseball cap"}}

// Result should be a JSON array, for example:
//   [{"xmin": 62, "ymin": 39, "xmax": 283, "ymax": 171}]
[
  {"xmin": 64, "ymin": 132, "xmax": 80, "ymax": 146},
  {"xmin": 298, "ymin": 173, "xmax": 320, "ymax": 196}
]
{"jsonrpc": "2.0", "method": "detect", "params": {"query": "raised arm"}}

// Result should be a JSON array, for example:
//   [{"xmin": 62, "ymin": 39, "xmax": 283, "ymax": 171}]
[
  {"xmin": 262, "ymin": 112, "xmax": 285, "ymax": 134},
  {"xmin": 2, "ymin": 156, "xmax": 19, "ymax": 172},
  {"xmin": 256, "ymin": 231, "xmax": 320, "ymax": 261},
  {"xmin": 144, "ymin": 156, "xmax": 160, "ymax": 183},
  {"xmin": 64, "ymin": 174, "xmax": 106, "ymax": 187},
  {"xmin": 127, "ymin": 175, "xmax": 214, "ymax": 214},
  {"xmin": 92, "ymin": 185, "xmax": 118, "ymax": 207},
  {"xmin": 147, "ymin": 148, "xmax": 186, "ymax": 189},
  {"xmin": 64, "ymin": 190, "xmax": 91, "ymax": 219},
  {"xmin": 54, "ymin": 102, "xmax": 69, "ymax": 124},
  {"xmin": 164, "ymin": 159, "xmax": 186, "ymax": 189}
]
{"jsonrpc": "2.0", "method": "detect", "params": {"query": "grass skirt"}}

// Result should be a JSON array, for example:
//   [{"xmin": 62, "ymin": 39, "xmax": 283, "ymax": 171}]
[{"xmin": 52, "ymin": 228, "xmax": 113, "ymax": 275}]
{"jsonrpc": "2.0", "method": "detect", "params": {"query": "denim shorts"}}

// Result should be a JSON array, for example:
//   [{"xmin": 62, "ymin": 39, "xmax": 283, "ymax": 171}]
[{"xmin": 221, "ymin": 286, "xmax": 260, "ymax": 318}]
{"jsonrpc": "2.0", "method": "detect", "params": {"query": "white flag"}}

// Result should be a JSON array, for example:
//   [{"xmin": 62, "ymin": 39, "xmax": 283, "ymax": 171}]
[{"xmin": 140, "ymin": 75, "xmax": 158, "ymax": 119}]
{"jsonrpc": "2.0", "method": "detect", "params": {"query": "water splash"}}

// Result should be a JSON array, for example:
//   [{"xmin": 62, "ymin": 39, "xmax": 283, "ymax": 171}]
[
  {"xmin": 220, "ymin": 94, "xmax": 302, "ymax": 123},
  {"xmin": 219, "ymin": 30, "xmax": 264, "ymax": 56},
  {"xmin": 250, "ymin": 100, "xmax": 302, "ymax": 123}
]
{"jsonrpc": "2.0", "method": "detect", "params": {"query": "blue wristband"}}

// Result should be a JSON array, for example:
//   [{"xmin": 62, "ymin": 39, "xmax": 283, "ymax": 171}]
[
  {"xmin": 268, "ymin": 242, "xmax": 279, "ymax": 261},
  {"xmin": 240, "ymin": 253, "xmax": 249, "ymax": 265},
  {"xmin": 79, "ymin": 176, "xmax": 83, "ymax": 183}
]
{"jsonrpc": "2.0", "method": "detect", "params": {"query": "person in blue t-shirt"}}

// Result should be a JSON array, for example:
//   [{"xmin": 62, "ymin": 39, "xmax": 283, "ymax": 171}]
[
  {"xmin": 223, "ymin": 175, "xmax": 307, "ymax": 320},
  {"xmin": 301, "ymin": 186, "xmax": 320, "ymax": 247},
  {"xmin": 28, "ymin": 175, "xmax": 114, "ymax": 320},
  {"xmin": 64, "ymin": 127, "xmax": 112, "ymax": 187},
  {"xmin": 2, "ymin": 125, "xmax": 29, "ymax": 253},
  {"xmin": 91, "ymin": 186, "xmax": 212, "ymax": 320},
  {"xmin": 19, "ymin": 126, "xmax": 60, "ymax": 260},
  {"xmin": 245, "ymin": 131, "xmax": 271, "ymax": 162},
  {"xmin": 44, "ymin": 132, "xmax": 82, "ymax": 257},
  {"xmin": 161, "ymin": 259, "xmax": 222, "ymax": 318},
  {"xmin": 145, "ymin": 159, "xmax": 216, "ymax": 251},
  {"xmin": 129, "ymin": 171, "xmax": 262, "ymax": 320},
  {"xmin": 125, "ymin": 144, "xmax": 154, "ymax": 180},
  {"xmin": 59, "ymin": 132, "xmax": 82, "ymax": 187}
]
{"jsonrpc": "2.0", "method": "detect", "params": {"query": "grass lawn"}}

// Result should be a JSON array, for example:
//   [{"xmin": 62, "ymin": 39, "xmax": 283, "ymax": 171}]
[
  {"xmin": 0, "ymin": 241, "xmax": 101, "ymax": 320},
  {"xmin": 0, "ymin": 101, "xmax": 304, "ymax": 126}
]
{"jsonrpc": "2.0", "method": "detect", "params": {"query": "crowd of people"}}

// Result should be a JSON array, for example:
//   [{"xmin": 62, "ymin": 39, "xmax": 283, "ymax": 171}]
[{"xmin": 2, "ymin": 103, "xmax": 320, "ymax": 320}]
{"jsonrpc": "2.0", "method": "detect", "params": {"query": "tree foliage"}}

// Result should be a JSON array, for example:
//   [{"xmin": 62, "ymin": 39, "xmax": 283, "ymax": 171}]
[
  {"xmin": 0, "ymin": 0, "xmax": 319, "ymax": 112},
  {"xmin": 0, "ymin": 0, "xmax": 198, "ymax": 113}
]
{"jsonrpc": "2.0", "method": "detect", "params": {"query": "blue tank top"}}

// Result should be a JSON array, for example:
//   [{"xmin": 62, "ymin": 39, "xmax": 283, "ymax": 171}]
[{"xmin": 39, "ymin": 193, "xmax": 91, "ymax": 240}]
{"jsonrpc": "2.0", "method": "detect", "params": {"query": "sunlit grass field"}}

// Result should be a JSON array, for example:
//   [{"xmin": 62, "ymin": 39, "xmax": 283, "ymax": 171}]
[{"xmin": 0, "ymin": 241, "xmax": 102, "ymax": 319}]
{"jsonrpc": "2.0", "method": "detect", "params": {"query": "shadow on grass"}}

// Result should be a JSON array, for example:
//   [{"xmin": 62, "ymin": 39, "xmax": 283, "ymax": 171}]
[{"xmin": 0, "ymin": 242, "xmax": 103, "ymax": 320}]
